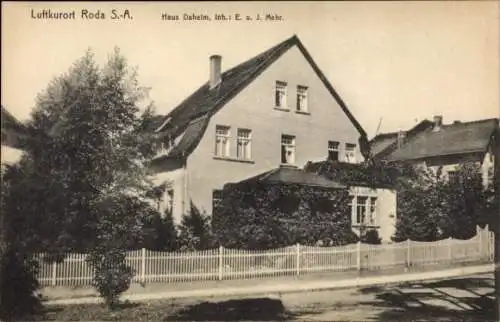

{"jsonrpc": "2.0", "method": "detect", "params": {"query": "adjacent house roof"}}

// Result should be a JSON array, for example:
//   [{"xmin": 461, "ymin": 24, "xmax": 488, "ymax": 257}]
[
  {"xmin": 372, "ymin": 118, "xmax": 499, "ymax": 162},
  {"xmin": 224, "ymin": 165, "xmax": 346, "ymax": 190},
  {"xmin": 1, "ymin": 105, "xmax": 26, "ymax": 149},
  {"xmin": 155, "ymin": 35, "xmax": 367, "ymax": 160}
]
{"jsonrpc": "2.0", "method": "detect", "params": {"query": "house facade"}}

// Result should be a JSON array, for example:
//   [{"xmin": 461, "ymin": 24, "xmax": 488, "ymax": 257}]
[
  {"xmin": 150, "ymin": 36, "xmax": 398, "ymax": 242},
  {"xmin": 150, "ymin": 36, "xmax": 386, "ymax": 223},
  {"xmin": 370, "ymin": 115, "xmax": 499, "ymax": 188}
]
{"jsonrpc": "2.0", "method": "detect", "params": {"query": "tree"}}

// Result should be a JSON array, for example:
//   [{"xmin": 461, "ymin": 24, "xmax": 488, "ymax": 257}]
[
  {"xmin": 1, "ymin": 164, "xmax": 42, "ymax": 320},
  {"xmin": 178, "ymin": 203, "xmax": 214, "ymax": 251},
  {"xmin": 2, "ymin": 48, "xmax": 160, "ymax": 309}
]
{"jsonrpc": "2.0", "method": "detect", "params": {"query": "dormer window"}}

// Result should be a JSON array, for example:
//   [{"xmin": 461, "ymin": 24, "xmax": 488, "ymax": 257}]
[{"xmin": 275, "ymin": 81, "xmax": 287, "ymax": 109}]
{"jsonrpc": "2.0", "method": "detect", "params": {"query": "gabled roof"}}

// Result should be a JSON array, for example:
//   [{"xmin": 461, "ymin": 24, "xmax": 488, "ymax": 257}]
[
  {"xmin": 377, "ymin": 118, "xmax": 499, "ymax": 162},
  {"xmin": 370, "ymin": 120, "xmax": 434, "ymax": 160},
  {"xmin": 224, "ymin": 165, "xmax": 346, "ymax": 190},
  {"xmin": 156, "ymin": 35, "xmax": 367, "ymax": 160}
]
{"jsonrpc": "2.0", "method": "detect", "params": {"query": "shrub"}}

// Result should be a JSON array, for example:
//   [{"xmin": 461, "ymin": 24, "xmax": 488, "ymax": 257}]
[
  {"xmin": 360, "ymin": 229, "xmax": 382, "ymax": 244},
  {"xmin": 178, "ymin": 203, "xmax": 214, "ymax": 251},
  {"xmin": 86, "ymin": 248, "xmax": 133, "ymax": 309},
  {"xmin": 0, "ymin": 247, "xmax": 41, "ymax": 320}
]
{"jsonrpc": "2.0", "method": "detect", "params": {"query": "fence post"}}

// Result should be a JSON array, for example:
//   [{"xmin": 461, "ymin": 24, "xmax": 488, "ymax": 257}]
[
  {"xmin": 478, "ymin": 229, "xmax": 483, "ymax": 260},
  {"xmin": 218, "ymin": 245, "xmax": 224, "ymax": 281},
  {"xmin": 51, "ymin": 261, "xmax": 57, "ymax": 286},
  {"xmin": 448, "ymin": 237, "xmax": 453, "ymax": 261},
  {"xmin": 296, "ymin": 243, "xmax": 300, "ymax": 276},
  {"xmin": 141, "ymin": 248, "xmax": 146, "ymax": 285},
  {"xmin": 406, "ymin": 239, "xmax": 411, "ymax": 270},
  {"xmin": 356, "ymin": 241, "xmax": 361, "ymax": 271}
]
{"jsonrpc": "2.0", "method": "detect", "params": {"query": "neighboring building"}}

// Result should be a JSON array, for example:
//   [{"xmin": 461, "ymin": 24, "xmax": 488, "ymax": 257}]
[
  {"xmin": 1, "ymin": 106, "xmax": 26, "ymax": 166},
  {"xmin": 370, "ymin": 116, "xmax": 499, "ymax": 188},
  {"xmin": 150, "ymin": 35, "xmax": 370, "ymax": 223}
]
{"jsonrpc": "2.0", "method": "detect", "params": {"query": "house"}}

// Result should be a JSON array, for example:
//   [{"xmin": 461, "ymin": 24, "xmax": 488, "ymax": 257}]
[
  {"xmin": 370, "ymin": 115, "xmax": 499, "ymax": 188},
  {"xmin": 150, "ymin": 35, "xmax": 375, "ymax": 224},
  {"xmin": 1, "ymin": 106, "xmax": 26, "ymax": 166}
]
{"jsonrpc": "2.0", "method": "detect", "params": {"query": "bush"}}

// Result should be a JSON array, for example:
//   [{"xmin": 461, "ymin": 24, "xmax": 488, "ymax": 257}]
[
  {"xmin": 213, "ymin": 183, "xmax": 356, "ymax": 250},
  {"xmin": 178, "ymin": 203, "xmax": 214, "ymax": 251},
  {"xmin": 86, "ymin": 248, "xmax": 133, "ymax": 309},
  {"xmin": 360, "ymin": 229, "xmax": 382, "ymax": 244},
  {"xmin": 143, "ymin": 209, "xmax": 179, "ymax": 251},
  {"xmin": 0, "ymin": 247, "xmax": 41, "ymax": 320}
]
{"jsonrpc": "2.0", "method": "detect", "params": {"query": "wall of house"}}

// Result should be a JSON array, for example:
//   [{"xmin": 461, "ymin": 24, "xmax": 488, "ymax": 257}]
[
  {"xmin": 1, "ymin": 144, "xmax": 23, "ymax": 166},
  {"xmin": 186, "ymin": 45, "xmax": 365, "ymax": 215},
  {"xmin": 151, "ymin": 167, "xmax": 186, "ymax": 223},
  {"xmin": 349, "ymin": 186, "xmax": 397, "ymax": 243}
]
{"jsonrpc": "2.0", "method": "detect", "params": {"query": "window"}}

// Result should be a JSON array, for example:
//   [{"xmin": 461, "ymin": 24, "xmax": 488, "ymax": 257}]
[
  {"xmin": 237, "ymin": 129, "xmax": 252, "ymax": 160},
  {"xmin": 356, "ymin": 196, "xmax": 368, "ymax": 225},
  {"xmin": 296, "ymin": 85, "xmax": 308, "ymax": 112},
  {"xmin": 448, "ymin": 170, "xmax": 459, "ymax": 185},
  {"xmin": 165, "ymin": 189, "xmax": 174, "ymax": 214},
  {"xmin": 328, "ymin": 141, "xmax": 339, "ymax": 161},
  {"xmin": 213, "ymin": 189, "xmax": 223, "ymax": 214},
  {"xmin": 215, "ymin": 125, "xmax": 230, "ymax": 157},
  {"xmin": 345, "ymin": 143, "xmax": 356, "ymax": 163},
  {"xmin": 369, "ymin": 197, "xmax": 377, "ymax": 225},
  {"xmin": 281, "ymin": 134, "xmax": 296, "ymax": 164},
  {"xmin": 275, "ymin": 81, "xmax": 287, "ymax": 109},
  {"xmin": 352, "ymin": 196, "xmax": 377, "ymax": 226}
]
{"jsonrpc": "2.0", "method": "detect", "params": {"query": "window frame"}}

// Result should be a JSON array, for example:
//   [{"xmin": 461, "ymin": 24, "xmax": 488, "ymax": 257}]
[
  {"xmin": 296, "ymin": 85, "xmax": 308, "ymax": 112},
  {"xmin": 281, "ymin": 134, "xmax": 296, "ymax": 165},
  {"xmin": 328, "ymin": 140, "xmax": 340, "ymax": 161},
  {"xmin": 215, "ymin": 125, "xmax": 231, "ymax": 157},
  {"xmin": 345, "ymin": 143, "xmax": 357, "ymax": 163},
  {"xmin": 275, "ymin": 81, "xmax": 288, "ymax": 109},
  {"xmin": 237, "ymin": 128, "xmax": 252, "ymax": 160}
]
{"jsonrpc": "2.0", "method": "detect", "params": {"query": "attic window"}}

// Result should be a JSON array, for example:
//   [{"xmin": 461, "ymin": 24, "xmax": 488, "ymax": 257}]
[
  {"xmin": 328, "ymin": 141, "xmax": 339, "ymax": 161},
  {"xmin": 296, "ymin": 85, "xmax": 308, "ymax": 112},
  {"xmin": 345, "ymin": 143, "xmax": 356, "ymax": 163},
  {"xmin": 275, "ymin": 81, "xmax": 287, "ymax": 109},
  {"xmin": 215, "ymin": 125, "xmax": 230, "ymax": 157}
]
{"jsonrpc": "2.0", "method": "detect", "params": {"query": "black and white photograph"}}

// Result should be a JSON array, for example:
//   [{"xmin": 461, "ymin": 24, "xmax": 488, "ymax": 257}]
[{"xmin": 1, "ymin": 1, "xmax": 499, "ymax": 321}]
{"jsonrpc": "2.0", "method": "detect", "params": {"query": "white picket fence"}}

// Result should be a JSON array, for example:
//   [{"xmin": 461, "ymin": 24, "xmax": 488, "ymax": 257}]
[{"xmin": 34, "ymin": 227, "xmax": 494, "ymax": 287}]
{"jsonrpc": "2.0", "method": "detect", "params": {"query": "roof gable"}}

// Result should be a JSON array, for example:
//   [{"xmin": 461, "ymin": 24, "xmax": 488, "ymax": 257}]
[
  {"xmin": 155, "ymin": 35, "xmax": 367, "ymax": 160},
  {"xmin": 383, "ymin": 118, "xmax": 499, "ymax": 161}
]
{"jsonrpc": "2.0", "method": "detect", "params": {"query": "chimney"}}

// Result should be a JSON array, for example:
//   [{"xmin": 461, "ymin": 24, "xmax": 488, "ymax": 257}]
[
  {"xmin": 433, "ymin": 115, "xmax": 443, "ymax": 131},
  {"xmin": 209, "ymin": 54, "xmax": 222, "ymax": 89},
  {"xmin": 397, "ymin": 130, "xmax": 406, "ymax": 148}
]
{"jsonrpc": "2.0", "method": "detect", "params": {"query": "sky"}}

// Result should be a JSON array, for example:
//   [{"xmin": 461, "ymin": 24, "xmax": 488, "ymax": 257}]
[{"xmin": 2, "ymin": 1, "xmax": 499, "ymax": 138}]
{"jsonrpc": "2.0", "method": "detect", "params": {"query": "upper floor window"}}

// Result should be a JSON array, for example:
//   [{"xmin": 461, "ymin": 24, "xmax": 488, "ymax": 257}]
[
  {"xmin": 328, "ymin": 141, "xmax": 339, "ymax": 161},
  {"xmin": 237, "ymin": 129, "xmax": 252, "ymax": 160},
  {"xmin": 296, "ymin": 85, "xmax": 308, "ymax": 112},
  {"xmin": 212, "ymin": 189, "xmax": 223, "ymax": 214},
  {"xmin": 275, "ymin": 81, "xmax": 287, "ymax": 109},
  {"xmin": 281, "ymin": 134, "xmax": 296, "ymax": 164},
  {"xmin": 165, "ymin": 189, "xmax": 174, "ymax": 215},
  {"xmin": 345, "ymin": 143, "xmax": 356, "ymax": 163},
  {"xmin": 215, "ymin": 125, "xmax": 230, "ymax": 157}
]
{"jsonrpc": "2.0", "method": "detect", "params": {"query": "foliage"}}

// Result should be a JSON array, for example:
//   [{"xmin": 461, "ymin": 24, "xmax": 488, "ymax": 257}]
[
  {"xmin": 1, "ymin": 48, "xmax": 161, "ymax": 309},
  {"xmin": 213, "ymin": 183, "xmax": 358, "ymax": 250},
  {"xmin": 360, "ymin": 229, "xmax": 382, "ymax": 245},
  {"xmin": 0, "ymin": 165, "xmax": 42, "ymax": 320},
  {"xmin": 143, "ymin": 209, "xmax": 179, "ymax": 251},
  {"xmin": 178, "ymin": 203, "xmax": 215, "ymax": 251},
  {"xmin": 393, "ymin": 161, "xmax": 490, "ymax": 242}
]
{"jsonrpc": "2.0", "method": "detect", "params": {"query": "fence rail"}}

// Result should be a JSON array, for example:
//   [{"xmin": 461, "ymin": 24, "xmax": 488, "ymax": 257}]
[{"xmin": 34, "ymin": 227, "xmax": 494, "ymax": 287}]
